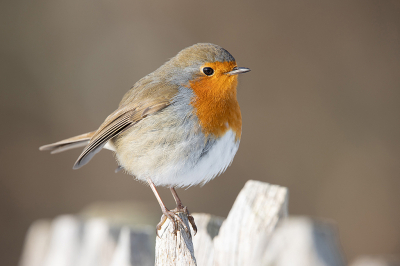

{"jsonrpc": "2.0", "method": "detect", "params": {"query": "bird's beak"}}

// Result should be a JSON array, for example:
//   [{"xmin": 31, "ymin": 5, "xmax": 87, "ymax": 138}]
[{"xmin": 226, "ymin": 67, "xmax": 251, "ymax": 75}]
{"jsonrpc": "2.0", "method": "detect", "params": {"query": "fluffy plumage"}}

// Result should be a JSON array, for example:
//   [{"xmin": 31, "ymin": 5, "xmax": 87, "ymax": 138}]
[{"xmin": 40, "ymin": 43, "xmax": 246, "ymax": 188}]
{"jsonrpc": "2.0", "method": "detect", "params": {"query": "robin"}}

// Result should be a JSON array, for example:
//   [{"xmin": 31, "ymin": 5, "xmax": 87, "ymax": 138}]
[{"xmin": 40, "ymin": 43, "xmax": 250, "ymax": 236}]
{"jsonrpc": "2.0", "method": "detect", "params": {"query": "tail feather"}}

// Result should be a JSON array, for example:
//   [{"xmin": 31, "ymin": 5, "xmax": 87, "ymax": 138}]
[{"xmin": 39, "ymin": 132, "xmax": 95, "ymax": 154}]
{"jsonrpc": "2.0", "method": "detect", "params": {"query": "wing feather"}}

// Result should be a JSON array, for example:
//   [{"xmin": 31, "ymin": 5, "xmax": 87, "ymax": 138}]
[
  {"xmin": 39, "ymin": 132, "xmax": 95, "ymax": 154},
  {"xmin": 73, "ymin": 101, "xmax": 170, "ymax": 169}
]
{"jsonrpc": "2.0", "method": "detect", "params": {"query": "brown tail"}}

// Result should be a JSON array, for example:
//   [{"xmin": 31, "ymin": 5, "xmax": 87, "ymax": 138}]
[{"xmin": 39, "ymin": 132, "xmax": 95, "ymax": 154}]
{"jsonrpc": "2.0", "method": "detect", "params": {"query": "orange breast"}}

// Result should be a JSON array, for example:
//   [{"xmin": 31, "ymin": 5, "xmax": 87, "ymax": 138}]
[{"xmin": 188, "ymin": 61, "xmax": 242, "ymax": 140}]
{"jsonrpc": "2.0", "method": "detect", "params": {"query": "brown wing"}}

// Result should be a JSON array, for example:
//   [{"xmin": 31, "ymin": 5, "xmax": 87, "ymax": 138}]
[{"xmin": 73, "ymin": 101, "xmax": 170, "ymax": 169}]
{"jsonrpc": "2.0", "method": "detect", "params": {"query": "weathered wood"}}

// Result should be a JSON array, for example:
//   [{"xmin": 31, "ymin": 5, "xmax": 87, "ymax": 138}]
[
  {"xmin": 161, "ymin": 181, "xmax": 288, "ymax": 266},
  {"xmin": 19, "ymin": 220, "xmax": 51, "ymax": 266},
  {"xmin": 191, "ymin": 214, "xmax": 224, "ymax": 266},
  {"xmin": 41, "ymin": 215, "xmax": 81, "ymax": 266},
  {"xmin": 155, "ymin": 212, "xmax": 197, "ymax": 266},
  {"xmin": 76, "ymin": 218, "xmax": 113, "ymax": 266},
  {"xmin": 19, "ymin": 181, "xmax": 350, "ymax": 266},
  {"xmin": 155, "ymin": 180, "xmax": 288, "ymax": 266},
  {"xmin": 212, "ymin": 180, "xmax": 288, "ymax": 266},
  {"xmin": 108, "ymin": 226, "xmax": 153, "ymax": 266},
  {"xmin": 19, "ymin": 215, "xmax": 154, "ymax": 266},
  {"xmin": 262, "ymin": 217, "xmax": 346, "ymax": 266}
]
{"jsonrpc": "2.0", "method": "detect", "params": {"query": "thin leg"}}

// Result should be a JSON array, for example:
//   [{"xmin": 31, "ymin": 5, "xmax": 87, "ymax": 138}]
[
  {"xmin": 169, "ymin": 187, "xmax": 197, "ymax": 235},
  {"xmin": 147, "ymin": 177, "xmax": 168, "ymax": 208},
  {"xmin": 146, "ymin": 178, "xmax": 189, "ymax": 237},
  {"xmin": 170, "ymin": 187, "xmax": 183, "ymax": 209}
]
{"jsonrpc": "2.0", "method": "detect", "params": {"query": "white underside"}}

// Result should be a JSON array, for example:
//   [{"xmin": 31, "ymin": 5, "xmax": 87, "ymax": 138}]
[
  {"xmin": 113, "ymin": 129, "xmax": 239, "ymax": 188},
  {"xmin": 165, "ymin": 130, "xmax": 240, "ymax": 187}
]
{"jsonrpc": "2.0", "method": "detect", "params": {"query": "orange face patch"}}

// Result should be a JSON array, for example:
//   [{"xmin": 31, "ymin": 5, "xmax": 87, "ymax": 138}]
[{"xmin": 188, "ymin": 61, "xmax": 242, "ymax": 140}]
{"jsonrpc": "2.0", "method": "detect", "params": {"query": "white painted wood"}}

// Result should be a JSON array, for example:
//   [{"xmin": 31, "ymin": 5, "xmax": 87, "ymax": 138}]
[{"xmin": 155, "ymin": 212, "xmax": 197, "ymax": 266}]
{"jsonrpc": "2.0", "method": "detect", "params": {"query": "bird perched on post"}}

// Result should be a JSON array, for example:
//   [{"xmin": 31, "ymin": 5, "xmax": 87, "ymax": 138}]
[{"xmin": 40, "ymin": 43, "xmax": 250, "ymax": 236}]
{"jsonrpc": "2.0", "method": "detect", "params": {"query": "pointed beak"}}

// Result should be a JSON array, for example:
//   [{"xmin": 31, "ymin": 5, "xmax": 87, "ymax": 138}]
[{"xmin": 226, "ymin": 67, "xmax": 251, "ymax": 75}]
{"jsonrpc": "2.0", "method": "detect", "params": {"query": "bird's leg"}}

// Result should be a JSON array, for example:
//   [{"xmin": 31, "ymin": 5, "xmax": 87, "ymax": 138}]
[
  {"xmin": 170, "ymin": 186, "xmax": 184, "ymax": 210},
  {"xmin": 170, "ymin": 187, "xmax": 197, "ymax": 235},
  {"xmin": 146, "ymin": 178, "xmax": 189, "ymax": 237}
]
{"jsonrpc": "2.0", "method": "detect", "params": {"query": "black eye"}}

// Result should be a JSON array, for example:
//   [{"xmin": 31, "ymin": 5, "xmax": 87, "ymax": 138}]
[{"xmin": 202, "ymin": 67, "xmax": 214, "ymax": 76}]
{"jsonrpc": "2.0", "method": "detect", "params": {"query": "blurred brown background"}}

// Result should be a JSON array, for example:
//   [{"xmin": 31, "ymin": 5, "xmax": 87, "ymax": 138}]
[{"xmin": 1, "ymin": 0, "xmax": 400, "ymax": 265}]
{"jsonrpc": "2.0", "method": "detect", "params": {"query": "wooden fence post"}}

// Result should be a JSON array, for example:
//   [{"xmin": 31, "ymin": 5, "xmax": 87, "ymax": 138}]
[
  {"xmin": 155, "ymin": 212, "xmax": 197, "ymax": 266},
  {"xmin": 19, "ymin": 180, "xmax": 348, "ymax": 266},
  {"xmin": 154, "ymin": 180, "xmax": 288, "ymax": 266}
]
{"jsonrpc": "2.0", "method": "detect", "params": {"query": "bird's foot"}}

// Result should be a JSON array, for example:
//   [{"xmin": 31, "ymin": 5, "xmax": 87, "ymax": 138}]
[
  {"xmin": 172, "ymin": 205, "xmax": 197, "ymax": 236},
  {"xmin": 156, "ymin": 207, "xmax": 190, "ymax": 238},
  {"xmin": 156, "ymin": 206, "xmax": 197, "ymax": 237}
]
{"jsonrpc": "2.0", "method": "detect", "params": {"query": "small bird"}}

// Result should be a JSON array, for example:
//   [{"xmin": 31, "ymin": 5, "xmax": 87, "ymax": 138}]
[{"xmin": 40, "ymin": 43, "xmax": 250, "ymax": 235}]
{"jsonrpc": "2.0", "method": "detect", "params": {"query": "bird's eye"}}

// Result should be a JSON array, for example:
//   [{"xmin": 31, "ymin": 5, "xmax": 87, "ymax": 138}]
[{"xmin": 202, "ymin": 67, "xmax": 214, "ymax": 76}]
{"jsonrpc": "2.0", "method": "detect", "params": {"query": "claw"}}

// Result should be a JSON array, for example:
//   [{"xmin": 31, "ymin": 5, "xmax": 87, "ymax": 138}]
[
  {"xmin": 156, "ymin": 208, "xmax": 190, "ymax": 237},
  {"xmin": 184, "ymin": 207, "xmax": 197, "ymax": 236},
  {"xmin": 156, "ymin": 214, "xmax": 168, "ymax": 238},
  {"xmin": 187, "ymin": 215, "xmax": 197, "ymax": 236},
  {"xmin": 171, "ymin": 206, "xmax": 197, "ymax": 236}
]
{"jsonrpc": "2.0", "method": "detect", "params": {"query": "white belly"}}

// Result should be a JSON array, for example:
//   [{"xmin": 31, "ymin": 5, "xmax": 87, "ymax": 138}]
[
  {"xmin": 114, "ymin": 128, "xmax": 240, "ymax": 188},
  {"xmin": 171, "ymin": 129, "xmax": 240, "ymax": 187}
]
